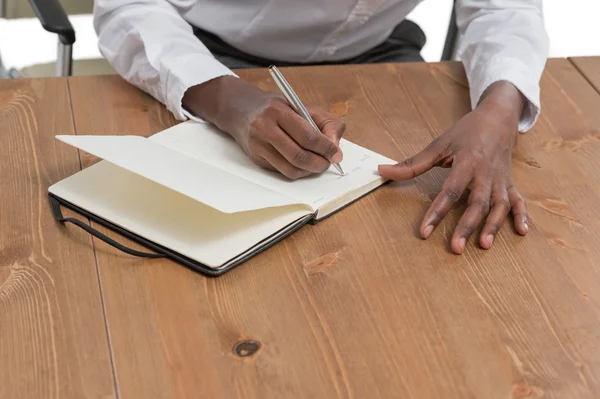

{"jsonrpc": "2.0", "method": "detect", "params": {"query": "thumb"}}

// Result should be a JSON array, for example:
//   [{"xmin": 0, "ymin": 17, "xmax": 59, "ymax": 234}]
[
  {"xmin": 378, "ymin": 143, "xmax": 443, "ymax": 180},
  {"xmin": 309, "ymin": 106, "xmax": 346, "ymax": 144}
]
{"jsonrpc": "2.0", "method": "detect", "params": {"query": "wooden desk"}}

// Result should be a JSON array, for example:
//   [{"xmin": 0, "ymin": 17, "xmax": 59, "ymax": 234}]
[
  {"xmin": 2, "ymin": 58, "xmax": 600, "ymax": 399},
  {"xmin": 571, "ymin": 56, "xmax": 600, "ymax": 95}
]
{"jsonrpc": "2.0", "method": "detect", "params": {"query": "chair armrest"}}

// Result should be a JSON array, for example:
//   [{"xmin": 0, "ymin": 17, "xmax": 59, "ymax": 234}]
[
  {"xmin": 441, "ymin": 1, "xmax": 458, "ymax": 61},
  {"xmin": 27, "ymin": 0, "xmax": 75, "ymax": 45}
]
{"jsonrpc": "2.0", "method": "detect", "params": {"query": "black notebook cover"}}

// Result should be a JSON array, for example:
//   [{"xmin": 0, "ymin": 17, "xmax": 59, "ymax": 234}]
[{"xmin": 48, "ymin": 179, "xmax": 389, "ymax": 276}]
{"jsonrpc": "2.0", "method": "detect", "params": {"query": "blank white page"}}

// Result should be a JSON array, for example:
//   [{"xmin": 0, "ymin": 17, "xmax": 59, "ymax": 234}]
[
  {"xmin": 150, "ymin": 121, "xmax": 396, "ymax": 210},
  {"xmin": 56, "ymin": 135, "xmax": 302, "ymax": 214},
  {"xmin": 49, "ymin": 162, "xmax": 312, "ymax": 268}
]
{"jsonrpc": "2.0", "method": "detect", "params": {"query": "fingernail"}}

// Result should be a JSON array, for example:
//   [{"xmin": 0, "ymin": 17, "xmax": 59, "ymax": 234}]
[
  {"xmin": 487, "ymin": 234, "xmax": 494, "ymax": 246},
  {"xmin": 458, "ymin": 237, "xmax": 466, "ymax": 250},
  {"xmin": 423, "ymin": 225, "xmax": 434, "ymax": 238},
  {"xmin": 523, "ymin": 221, "xmax": 529, "ymax": 231},
  {"xmin": 332, "ymin": 151, "xmax": 343, "ymax": 163}
]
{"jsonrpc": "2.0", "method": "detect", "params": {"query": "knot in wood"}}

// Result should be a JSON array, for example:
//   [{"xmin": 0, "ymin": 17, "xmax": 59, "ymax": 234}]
[{"xmin": 233, "ymin": 340, "xmax": 261, "ymax": 357}]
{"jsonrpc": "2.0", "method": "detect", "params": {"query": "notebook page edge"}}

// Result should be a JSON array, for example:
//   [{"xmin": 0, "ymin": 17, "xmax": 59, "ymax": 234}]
[{"xmin": 54, "ymin": 134, "xmax": 307, "ymax": 214}]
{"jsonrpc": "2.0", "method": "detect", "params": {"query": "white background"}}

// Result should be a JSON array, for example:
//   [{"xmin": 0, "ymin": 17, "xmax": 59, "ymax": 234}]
[{"xmin": 1, "ymin": 0, "xmax": 599, "ymax": 70}]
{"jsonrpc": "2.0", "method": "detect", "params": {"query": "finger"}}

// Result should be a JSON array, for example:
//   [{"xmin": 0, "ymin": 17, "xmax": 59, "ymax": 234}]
[
  {"xmin": 251, "ymin": 155, "xmax": 277, "ymax": 172},
  {"xmin": 378, "ymin": 139, "xmax": 450, "ymax": 181},
  {"xmin": 479, "ymin": 186, "xmax": 511, "ymax": 249},
  {"xmin": 266, "ymin": 124, "xmax": 331, "ymax": 174},
  {"xmin": 508, "ymin": 185, "xmax": 529, "ymax": 235},
  {"xmin": 419, "ymin": 162, "xmax": 472, "ymax": 240},
  {"xmin": 256, "ymin": 143, "xmax": 312, "ymax": 180},
  {"xmin": 308, "ymin": 105, "xmax": 346, "ymax": 145},
  {"xmin": 450, "ymin": 180, "xmax": 492, "ymax": 254},
  {"xmin": 278, "ymin": 110, "xmax": 343, "ymax": 163}
]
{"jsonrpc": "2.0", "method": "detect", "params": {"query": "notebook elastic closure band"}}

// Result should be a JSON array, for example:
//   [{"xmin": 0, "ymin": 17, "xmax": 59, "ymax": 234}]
[{"xmin": 49, "ymin": 195, "xmax": 165, "ymax": 259}]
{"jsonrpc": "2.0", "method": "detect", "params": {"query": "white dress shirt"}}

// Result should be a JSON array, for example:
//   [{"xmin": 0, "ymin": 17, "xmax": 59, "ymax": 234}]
[{"xmin": 93, "ymin": 0, "xmax": 549, "ymax": 132}]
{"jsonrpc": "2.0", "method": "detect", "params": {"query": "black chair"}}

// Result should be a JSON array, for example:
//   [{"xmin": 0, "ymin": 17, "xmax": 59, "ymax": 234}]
[
  {"xmin": 442, "ymin": 0, "xmax": 458, "ymax": 61},
  {"xmin": 0, "ymin": 0, "xmax": 76, "ymax": 77}
]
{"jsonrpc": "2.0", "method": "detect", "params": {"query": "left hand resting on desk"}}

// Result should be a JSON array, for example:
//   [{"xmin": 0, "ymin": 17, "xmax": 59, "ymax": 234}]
[{"xmin": 378, "ymin": 81, "xmax": 529, "ymax": 254}]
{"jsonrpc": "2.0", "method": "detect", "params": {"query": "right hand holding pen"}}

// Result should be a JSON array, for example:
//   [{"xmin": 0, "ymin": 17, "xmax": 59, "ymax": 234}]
[{"xmin": 183, "ymin": 76, "xmax": 345, "ymax": 179}]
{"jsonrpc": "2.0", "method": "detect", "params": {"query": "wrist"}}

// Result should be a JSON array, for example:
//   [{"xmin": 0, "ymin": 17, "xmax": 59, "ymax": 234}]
[
  {"xmin": 476, "ymin": 81, "xmax": 525, "ymax": 127},
  {"xmin": 182, "ymin": 75, "xmax": 239, "ymax": 126}
]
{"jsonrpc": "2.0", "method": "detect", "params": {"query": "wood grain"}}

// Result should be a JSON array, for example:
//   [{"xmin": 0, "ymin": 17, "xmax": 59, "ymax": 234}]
[
  {"xmin": 0, "ymin": 78, "xmax": 115, "ymax": 398},
  {"xmin": 570, "ymin": 56, "xmax": 600, "ymax": 95},
  {"xmin": 65, "ymin": 59, "xmax": 600, "ymax": 399}
]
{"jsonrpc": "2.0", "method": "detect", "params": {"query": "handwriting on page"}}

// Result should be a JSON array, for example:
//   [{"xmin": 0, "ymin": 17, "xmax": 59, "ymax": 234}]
[
  {"xmin": 309, "ymin": 152, "xmax": 378, "ymax": 207},
  {"xmin": 333, "ymin": 153, "xmax": 373, "ymax": 179},
  {"xmin": 352, "ymin": 154, "xmax": 373, "ymax": 171}
]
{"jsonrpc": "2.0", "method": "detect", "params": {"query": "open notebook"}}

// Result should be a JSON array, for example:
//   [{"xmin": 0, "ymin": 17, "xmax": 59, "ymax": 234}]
[{"xmin": 48, "ymin": 121, "xmax": 395, "ymax": 275}]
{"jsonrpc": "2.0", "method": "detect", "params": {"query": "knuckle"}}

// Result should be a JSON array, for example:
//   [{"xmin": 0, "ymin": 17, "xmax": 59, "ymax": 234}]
[
  {"xmin": 246, "ymin": 138, "xmax": 262, "ymax": 154},
  {"xmin": 494, "ymin": 192, "xmax": 511, "ymax": 210},
  {"xmin": 508, "ymin": 183, "xmax": 524, "ymax": 199},
  {"xmin": 303, "ymin": 130, "xmax": 320, "ymax": 147},
  {"xmin": 293, "ymin": 149, "xmax": 312, "ymax": 166},
  {"xmin": 514, "ymin": 211, "xmax": 528, "ymax": 223},
  {"xmin": 403, "ymin": 157, "xmax": 418, "ymax": 178},
  {"xmin": 510, "ymin": 191, "xmax": 526, "ymax": 207},
  {"xmin": 248, "ymin": 115, "xmax": 269, "ymax": 134},
  {"xmin": 466, "ymin": 151, "xmax": 485, "ymax": 170},
  {"xmin": 248, "ymin": 116, "xmax": 262, "ymax": 131},
  {"xmin": 431, "ymin": 207, "xmax": 444, "ymax": 223},
  {"xmin": 469, "ymin": 150, "xmax": 486, "ymax": 162},
  {"xmin": 444, "ymin": 187, "xmax": 461, "ymax": 203},
  {"xmin": 331, "ymin": 118, "xmax": 346, "ymax": 138},
  {"xmin": 322, "ymin": 140, "xmax": 337, "ymax": 157},
  {"xmin": 459, "ymin": 224, "xmax": 475, "ymax": 237},
  {"xmin": 322, "ymin": 117, "xmax": 346, "ymax": 136},
  {"xmin": 266, "ymin": 97, "xmax": 282, "ymax": 110},
  {"xmin": 488, "ymin": 223, "xmax": 501, "ymax": 234},
  {"xmin": 256, "ymin": 99, "xmax": 280, "ymax": 120},
  {"xmin": 469, "ymin": 196, "xmax": 491, "ymax": 214},
  {"xmin": 433, "ymin": 147, "xmax": 448, "ymax": 165}
]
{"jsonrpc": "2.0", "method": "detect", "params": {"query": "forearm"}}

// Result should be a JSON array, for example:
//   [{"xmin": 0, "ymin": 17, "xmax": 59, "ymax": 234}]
[
  {"xmin": 93, "ymin": 0, "xmax": 235, "ymax": 121},
  {"xmin": 456, "ymin": 0, "xmax": 549, "ymax": 132}
]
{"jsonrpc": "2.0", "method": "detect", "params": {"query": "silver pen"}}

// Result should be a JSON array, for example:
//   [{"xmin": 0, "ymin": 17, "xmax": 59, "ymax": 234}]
[{"xmin": 268, "ymin": 65, "xmax": 345, "ymax": 176}]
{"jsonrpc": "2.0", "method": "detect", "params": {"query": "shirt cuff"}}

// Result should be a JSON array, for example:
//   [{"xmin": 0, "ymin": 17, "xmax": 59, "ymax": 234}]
[
  {"xmin": 464, "ymin": 57, "xmax": 541, "ymax": 133},
  {"xmin": 164, "ymin": 54, "xmax": 238, "ymax": 122}
]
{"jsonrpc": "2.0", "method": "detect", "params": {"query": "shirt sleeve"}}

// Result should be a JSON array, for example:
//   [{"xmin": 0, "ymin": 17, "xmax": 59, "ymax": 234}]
[
  {"xmin": 93, "ymin": 0, "xmax": 237, "ymax": 121},
  {"xmin": 455, "ymin": 0, "xmax": 550, "ymax": 132}
]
